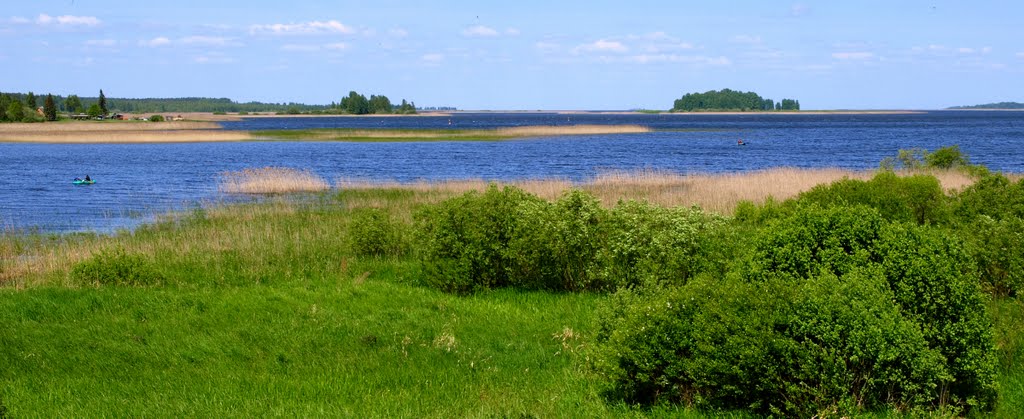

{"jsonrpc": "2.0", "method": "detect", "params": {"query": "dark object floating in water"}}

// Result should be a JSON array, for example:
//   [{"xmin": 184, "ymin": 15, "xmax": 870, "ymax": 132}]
[{"xmin": 73, "ymin": 178, "xmax": 95, "ymax": 185}]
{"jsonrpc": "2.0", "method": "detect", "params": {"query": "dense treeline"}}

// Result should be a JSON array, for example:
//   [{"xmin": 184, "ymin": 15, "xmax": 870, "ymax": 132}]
[
  {"xmin": 949, "ymin": 102, "xmax": 1024, "ymax": 110},
  {"xmin": 365, "ymin": 145, "xmax": 1017, "ymax": 415},
  {"xmin": 0, "ymin": 90, "xmax": 423, "ymax": 119},
  {"xmin": 672, "ymin": 88, "xmax": 799, "ymax": 112},
  {"xmin": 333, "ymin": 91, "xmax": 416, "ymax": 115}
]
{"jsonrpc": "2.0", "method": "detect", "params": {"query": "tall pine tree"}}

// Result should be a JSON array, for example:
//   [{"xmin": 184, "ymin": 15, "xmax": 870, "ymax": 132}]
[
  {"xmin": 43, "ymin": 94, "xmax": 58, "ymax": 121},
  {"xmin": 98, "ymin": 89, "xmax": 108, "ymax": 115}
]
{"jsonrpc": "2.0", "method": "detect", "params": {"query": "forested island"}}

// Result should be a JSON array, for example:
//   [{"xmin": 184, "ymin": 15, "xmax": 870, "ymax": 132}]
[
  {"xmin": 949, "ymin": 102, "xmax": 1024, "ymax": 110},
  {"xmin": 672, "ymin": 88, "xmax": 799, "ymax": 112}
]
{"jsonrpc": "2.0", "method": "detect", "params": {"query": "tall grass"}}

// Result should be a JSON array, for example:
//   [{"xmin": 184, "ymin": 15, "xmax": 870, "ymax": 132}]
[
  {"xmin": 219, "ymin": 167, "xmax": 329, "ymax": 194},
  {"xmin": 254, "ymin": 124, "xmax": 650, "ymax": 142},
  {"xmin": 1, "ymin": 167, "xmax": 1023, "ymax": 416},
  {"xmin": 0, "ymin": 121, "xmax": 251, "ymax": 143},
  {"xmin": 337, "ymin": 168, "xmax": 978, "ymax": 215}
]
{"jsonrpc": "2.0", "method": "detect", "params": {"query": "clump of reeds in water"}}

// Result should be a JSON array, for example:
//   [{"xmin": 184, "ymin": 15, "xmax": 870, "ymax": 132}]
[{"xmin": 219, "ymin": 167, "xmax": 329, "ymax": 194}]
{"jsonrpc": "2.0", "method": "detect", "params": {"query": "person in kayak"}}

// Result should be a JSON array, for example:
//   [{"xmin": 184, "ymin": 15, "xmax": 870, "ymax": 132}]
[{"xmin": 85, "ymin": 175, "xmax": 91, "ymax": 182}]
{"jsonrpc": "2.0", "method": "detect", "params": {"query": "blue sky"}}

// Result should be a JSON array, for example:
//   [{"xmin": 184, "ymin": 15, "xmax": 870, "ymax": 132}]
[{"xmin": 2, "ymin": 1, "xmax": 1021, "ymax": 110}]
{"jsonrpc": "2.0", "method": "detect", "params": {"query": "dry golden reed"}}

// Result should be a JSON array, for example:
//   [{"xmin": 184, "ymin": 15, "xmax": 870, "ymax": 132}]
[
  {"xmin": 220, "ymin": 167, "xmax": 329, "ymax": 194},
  {"xmin": 0, "ymin": 121, "xmax": 251, "ymax": 143},
  {"xmin": 336, "ymin": 168, "xmax": 983, "ymax": 215},
  {"xmin": 492, "ymin": 124, "xmax": 650, "ymax": 136}
]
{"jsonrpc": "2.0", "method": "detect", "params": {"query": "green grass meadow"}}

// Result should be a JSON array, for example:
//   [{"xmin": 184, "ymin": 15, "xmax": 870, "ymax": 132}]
[{"xmin": 3, "ymin": 171, "xmax": 1024, "ymax": 416}]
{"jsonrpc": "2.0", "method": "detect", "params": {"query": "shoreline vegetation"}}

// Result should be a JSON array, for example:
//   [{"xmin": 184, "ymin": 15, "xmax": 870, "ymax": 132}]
[
  {"xmin": 0, "ymin": 122, "xmax": 650, "ymax": 143},
  {"xmin": 3, "ymin": 161, "xmax": 1024, "ymax": 416},
  {"xmin": 253, "ymin": 124, "xmax": 650, "ymax": 142}
]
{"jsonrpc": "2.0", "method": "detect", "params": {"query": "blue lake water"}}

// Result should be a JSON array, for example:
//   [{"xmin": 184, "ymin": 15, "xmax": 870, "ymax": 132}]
[{"xmin": 2, "ymin": 111, "xmax": 1022, "ymax": 233}]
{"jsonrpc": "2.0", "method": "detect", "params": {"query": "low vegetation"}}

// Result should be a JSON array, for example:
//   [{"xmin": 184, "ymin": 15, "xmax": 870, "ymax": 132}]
[
  {"xmin": 254, "ymin": 124, "xmax": 650, "ymax": 142},
  {"xmin": 3, "ymin": 146, "xmax": 1024, "ymax": 416},
  {"xmin": 218, "ymin": 167, "xmax": 330, "ymax": 194}
]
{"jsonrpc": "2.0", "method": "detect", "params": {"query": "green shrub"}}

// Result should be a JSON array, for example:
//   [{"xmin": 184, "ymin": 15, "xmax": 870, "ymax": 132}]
[
  {"xmin": 413, "ymin": 184, "xmax": 543, "ymax": 293},
  {"xmin": 595, "ymin": 205, "xmax": 997, "ymax": 415},
  {"xmin": 873, "ymin": 224, "xmax": 997, "ymax": 411},
  {"xmin": 952, "ymin": 172, "xmax": 1024, "ymax": 222},
  {"xmin": 594, "ymin": 200, "xmax": 728, "ymax": 287},
  {"xmin": 505, "ymin": 189, "xmax": 608, "ymax": 291},
  {"xmin": 926, "ymin": 145, "xmax": 969, "ymax": 169},
  {"xmin": 963, "ymin": 217, "xmax": 1024, "ymax": 297},
  {"xmin": 745, "ymin": 205, "xmax": 883, "ymax": 281},
  {"xmin": 348, "ymin": 208, "xmax": 408, "ymax": 257},
  {"xmin": 881, "ymin": 146, "xmax": 970, "ymax": 171},
  {"xmin": 70, "ymin": 248, "xmax": 163, "ymax": 287},
  {"xmin": 797, "ymin": 171, "xmax": 947, "ymax": 225},
  {"xmin": 148, "ymin": 115, "xmax": 165, "ymax": 122},
  {"xmin": 594, "ymin": 271, "xmax": 948, "ymax": 416}
]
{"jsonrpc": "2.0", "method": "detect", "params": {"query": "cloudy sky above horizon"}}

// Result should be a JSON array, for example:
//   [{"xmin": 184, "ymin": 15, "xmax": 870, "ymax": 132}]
[{"xmin": 2, "ymin": 0, "xmax": 1021, "ymax": 110}]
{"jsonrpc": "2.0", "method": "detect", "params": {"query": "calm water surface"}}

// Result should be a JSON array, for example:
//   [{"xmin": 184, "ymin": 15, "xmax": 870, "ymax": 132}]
[{"xmin": 2, "ymin": 111, "xmax": 1022, "ymax": 233}]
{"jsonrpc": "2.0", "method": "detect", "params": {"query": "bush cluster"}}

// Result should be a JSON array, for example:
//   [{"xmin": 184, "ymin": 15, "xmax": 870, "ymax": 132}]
[
  {"xmin": 70, "ymin": 248, "xmax": 164, "ymax": 287},
  {"xmin": 594, "ymin": 205, "xmax": 997, "ymax": 415},
  {"xmin": 348, "ymin": 208, "xmax": 408, "ymax": 257},
  {"xmin": 413, "ymin": 185, "xmax": 726, "ymax": 293}
]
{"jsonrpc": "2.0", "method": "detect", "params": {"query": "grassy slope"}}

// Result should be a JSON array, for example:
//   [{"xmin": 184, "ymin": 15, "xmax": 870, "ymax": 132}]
[
  {"xmin": 0, "ymin": 192, "xmax": 704, "ymax": 417},
  {"xmin": 2, "ymin": 185, "xmax": 1023, "ymax": 416}
]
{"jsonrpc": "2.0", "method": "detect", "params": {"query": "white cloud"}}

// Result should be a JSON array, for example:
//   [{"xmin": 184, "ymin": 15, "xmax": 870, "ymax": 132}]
[
  {"xmin": 9, "ymin": 16, "xmax": 30, "ymax": 24},
  {"xmin": 37, "ymin": 14, "xmax": 100, "ymax": 26},
  {"xmin": 625, "ymin": 54, "xmax": 731, "ymax": 66},
  {"xmin": 388, "ymin": 28, "xmax": 408, "ymax": 38},
  {"xmin": 462, "ymin": 25, "xmax": 498, "ymax": 37},
  {"xmin": 281, "ymin": 44, "xmax": 321, "ymax": 52},
  {"xmin": 180, "ymin": 36, "xmax": 238, "ymax": 47},
  {"xmin": 194, "ymin": 53, "xmax": 234, "ymax": 64},
  {"xmin": 505, "ymin": 28, "xmax": 520, "ymax": 36},
  {"xmin": 574, "ymin": 39, "xmax": 628, "ymax": 54},
  {"xmin": 1017, "ymin": 52, "xmax": 1024, "ymax": 59},
  {"xmin": 85, "ymin": 39, "xmax": 117, "ymax": 47},
  {"xmin": 250, "ymin": 20, "xmax": 355, "ymax": 36},
  {"xmin": 280, "ymin": 42, "xmax": 348, "ymax": 52},
  {"xmin": 628, "ymin": 31, "xmax": 673, "ymax": 41},
  {"xmin": 790, "ymin": 4, "xmax": 811, "ymax": 17},
  {"xmin": 421, "ymin": 53, "xmax": 444, "ymax": 66},
  {"xmin": 957, "ymin": 47, "xmax": 976, "ymax": 54},
  {"xmin": 832, "ymin": 51, "xmax": 874, "ymax": 60},
  {"xmin": 139, "ymin": 37, "xmax": 171, "ymax": 47}
]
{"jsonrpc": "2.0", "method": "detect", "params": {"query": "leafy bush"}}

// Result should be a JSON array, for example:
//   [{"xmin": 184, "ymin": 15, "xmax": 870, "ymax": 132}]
[
  {"xmin": 348, "ymin": 208, "xmax": 408, "ymax": 257},
  {"xmin": 594, "ymin": 271, "xmax": 948, "ymax": 416},
  {"xmin": 595, "ymin": 205, "xmax": 997, "ymax": 415},
  {"xmin": 148, "ymin": 114, "xmax": 165, "ymax": 122},
  {"xmin": 413, "ymin": 185, "xmax": 543, "ymax": 293},
  {"xmin": 70, "ymin": 248, "xmax": 164, "ymax": 287},
  {"xmin": 963, "ymin": 216, "xmax": 1024, "ymax": 297},
  {"xmin": 594, "ymin": 200, "xmax": 728, "ymax": 287},
  {"xmin": 797, "ymin": 171, "xmax": 947, "ymax": 225},
  {"xmin": 880, "ymin": 146, "xmax": 970, "ymax": 171},
  {"xmin": 925, "ymin": 145, "xmax": 970, "ymax": 169},
  {"xmin": 951, "ymin": 172, "xmax": 1024, "ymax": 222},
  {"xmin": 505, "ymin": 189, "xmax": 608, "ymax": 291}
]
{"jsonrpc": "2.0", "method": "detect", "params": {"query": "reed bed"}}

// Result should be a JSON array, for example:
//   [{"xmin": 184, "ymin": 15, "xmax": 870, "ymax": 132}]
[
  {"xmin": 492, "ymin": 124, "xmax": 650, "ymax": 136},
  {"xmin": 335, "ymin": 168, "xmax": 984, "ymax": 215},
  {"xmin": 0, "ymin": 121, "xmax": 255, "ymax": 143},
  {"xmin": 219, "ymin": 167, "xmax": 330, "ymax": 194},
  {"xmin": 256, "ymin": 124, "xmax": 651, "ymax": 142},
  {"xmin": 1, "ymin": 130, "xmax": 253, "ymax": 143},
  {"xmin": 0, "ymin": 121, "xmax": 222, "ymax": 132}
]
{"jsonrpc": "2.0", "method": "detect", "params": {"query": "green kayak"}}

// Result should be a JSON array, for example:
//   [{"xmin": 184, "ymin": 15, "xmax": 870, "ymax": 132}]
[{"xmin": 73, "ymin": 179, "xmax": 95, "ymax": 185}]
